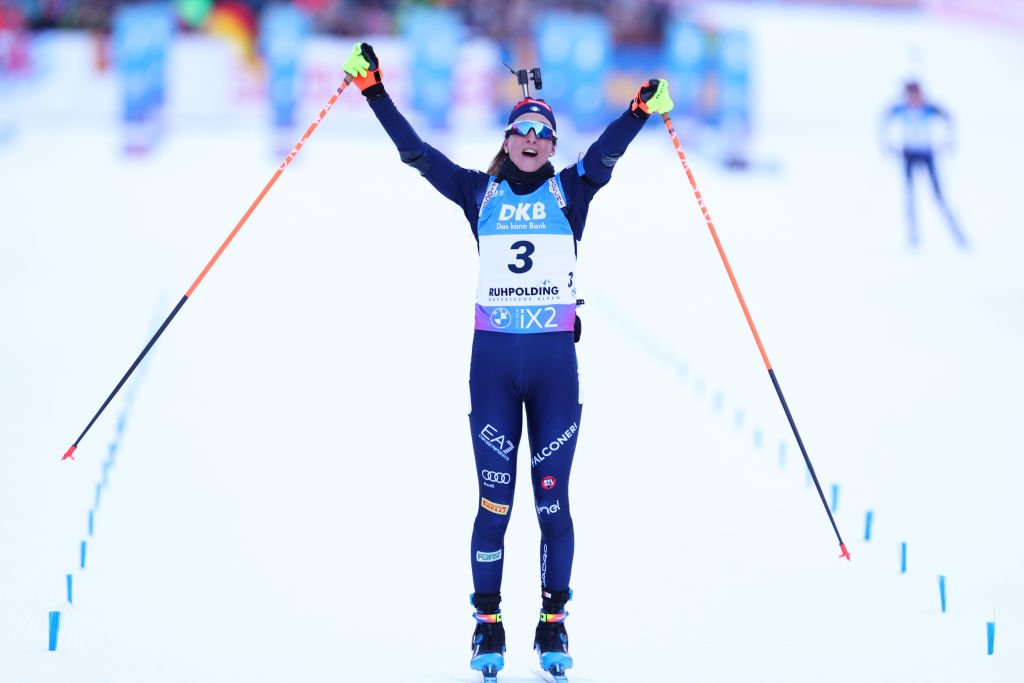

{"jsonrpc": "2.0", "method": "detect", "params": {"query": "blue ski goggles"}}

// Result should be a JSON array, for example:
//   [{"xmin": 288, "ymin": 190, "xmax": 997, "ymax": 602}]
[{"xmin": 504, "ymin": 120, "xmax": 557, "ymax": 141}]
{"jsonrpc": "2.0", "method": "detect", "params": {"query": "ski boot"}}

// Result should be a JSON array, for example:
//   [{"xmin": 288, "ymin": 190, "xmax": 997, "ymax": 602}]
[
  {"xmin": 534, "ymin": 588, "xmax": 573, "ymax": 681},
  {"xmin": 470, "ymin": 592, "xmax": 505, "ymax": 682}
]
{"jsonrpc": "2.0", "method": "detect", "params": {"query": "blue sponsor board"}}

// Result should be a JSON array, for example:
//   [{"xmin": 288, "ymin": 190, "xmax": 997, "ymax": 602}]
[
  {"xmin": 665, "ymin": 19, "xmax": 753, "ymax": 127},
  {"xmin": 717, "ymin": 29, "xmax": 751, "ymax": 131},
  {"xmin": 259, "ymin": 3, "xmax": 310, "ymax": 128},
  {"xmin": 664, "ymin": 19, "xmax": 709, "ymax": 122},
  {"xmin": 402, "ymin": 6, "xmax": 462, "ymax": 129},
  {"xmin": 533, "ymin": 12, "xmax": 612, "ymax": 131},
  {"xmin": 525, "ymin": 13, "xmax": 747, "ymax": 137},
  {"xmin": 111, "ymin": 3, "xmax": 174, "ymax": 124}
]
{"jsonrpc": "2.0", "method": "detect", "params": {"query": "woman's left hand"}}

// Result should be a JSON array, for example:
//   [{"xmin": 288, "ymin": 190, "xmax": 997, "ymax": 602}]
[
  {"xmin": 631, "ymin": 79, "xmax": 674, "ymax": 116},
  {"xmin": 343, "ymin": 42, "xmax": 383, "ymax": 96}
]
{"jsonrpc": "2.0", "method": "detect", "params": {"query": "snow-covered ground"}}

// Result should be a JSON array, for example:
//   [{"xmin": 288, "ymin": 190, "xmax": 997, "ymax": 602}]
[{"xmin": 2, "ymin": 5, "xmax": 1022, "ymax": 682}]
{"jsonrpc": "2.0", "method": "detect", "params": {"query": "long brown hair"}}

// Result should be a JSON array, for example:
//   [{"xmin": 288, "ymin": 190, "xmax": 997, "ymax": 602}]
[{"xmin": 485, "ymin": 144, "xmax": 508, "ymax": 177}]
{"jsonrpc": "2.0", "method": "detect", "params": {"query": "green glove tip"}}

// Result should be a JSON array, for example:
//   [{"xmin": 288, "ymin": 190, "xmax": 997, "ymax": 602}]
[
  {"xmin": 650, "ymin": 79, "xmax": 675, "ymax": 115},
  {"xmin": 344, "ymin": 42, "xmax": 370, "ymax": 78}
]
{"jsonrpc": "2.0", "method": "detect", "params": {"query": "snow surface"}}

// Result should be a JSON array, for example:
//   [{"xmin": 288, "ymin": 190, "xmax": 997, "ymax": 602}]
[{"xmin": 2, "ymin": 5, "xmax": 1023, "ymax": 682}]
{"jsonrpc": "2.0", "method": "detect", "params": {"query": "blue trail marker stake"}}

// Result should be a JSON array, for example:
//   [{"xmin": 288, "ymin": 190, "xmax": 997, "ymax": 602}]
[
  {"xmin": 830, "ymin": 484, "xmax": 839, "ymax": 512},
  {"xmin": 80, "ymin": 541, "xmax": 87, "ymax": 569},
  {"xmin": 900, "ymin": 542, "xmax": 907, "ymax": 574},
  {"xmin": 713, "ymin": 392, "xmax": 723, "ymax": 412},
  {"xmin": 987, "ymin": 620, "xmax": 995, "ymax": 655},
  {"xmin": 88, "ymin": 509, "xmax": 94, "ymax": 536},
  {"xmin": 753, "ymin": 429, "xmax": 763, "ymax": 449},
  {"xmin": 66, "ymin": 574, "xmax": 73, "ymax": 604},
  {"xmin": 48, "ymin": 611, "xmax": 60, "ymax": 651},
  {"xmin": 865, "ymin": 510, "xmax": 873, "ymax": 541},
  {"xmin": 734, "ymin": 410, "xmax": 744, "ymax": 430},
  {"xmin": 94, "ymin": 482, "xmax": 102, "ymax": 509},
  {"xmin": 676, "ymin": 362, "xmax": 688, "ymax": 380},
  {"xmin": 778, "ymin": 442, "xmax": 786, "ymax": 468},
  {"xmin": 938, "ymin": 575, "xmax": 946, "ymax": 612}
]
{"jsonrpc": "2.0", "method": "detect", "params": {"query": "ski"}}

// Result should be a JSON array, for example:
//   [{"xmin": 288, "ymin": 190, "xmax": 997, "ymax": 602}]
[
  {"xmin": 532, "ymin": 666, "xmax": 569, "ymax": 683},
  {"xmin": 481, "ymin": 663, "xmax": 500, "ymax": 683}
]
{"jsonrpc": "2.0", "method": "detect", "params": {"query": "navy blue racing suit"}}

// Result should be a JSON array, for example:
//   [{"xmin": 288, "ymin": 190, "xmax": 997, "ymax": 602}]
[
  {"xmin": 368, "ymin": 95, "xmax": 648, "ymax": 594},
  {"xmin": 882, "ymin": 100, "xmax": 967, "ymax": 247}
]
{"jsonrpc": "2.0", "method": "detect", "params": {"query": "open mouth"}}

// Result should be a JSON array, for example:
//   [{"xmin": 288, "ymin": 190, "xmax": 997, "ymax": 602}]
[{"xmin": 522, "ymin": 149, "xmax": 538, "ymax": 158}]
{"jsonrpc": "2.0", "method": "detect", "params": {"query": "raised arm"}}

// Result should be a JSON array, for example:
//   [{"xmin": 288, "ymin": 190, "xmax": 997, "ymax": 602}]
[
  {"xmin": 577, "ymin": 79, "xmax": 674, "ymax": 186},
  {"xmin": 560, "ymin": 79, "xmax": 674, "ymax": 238},
  {"xmin": 343, "ymin": 43, "xmax": 490, "ymax": 223}
]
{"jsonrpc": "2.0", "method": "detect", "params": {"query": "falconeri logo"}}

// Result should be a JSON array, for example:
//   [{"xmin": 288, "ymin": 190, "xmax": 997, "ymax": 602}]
[
  {"xmin": 476, "ymin": 549, "xmax": 503, "ymax": 563},
  {"xmin": 481, "ymin": 497, "xmax": 510, "ymax": 515},
  {"xmin": 531, "ymin": 422, "xmax": 578, "ymax": 468}
]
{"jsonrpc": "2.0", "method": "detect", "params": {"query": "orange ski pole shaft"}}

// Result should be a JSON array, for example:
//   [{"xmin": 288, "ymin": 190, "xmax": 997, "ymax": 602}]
[
  {"xmin": 661, "ymin": 113, "xmax": 850, "ymax": 561},
  {"xmin": 61, "ymin": 76, "xmax": 355, "ymax": 463}
]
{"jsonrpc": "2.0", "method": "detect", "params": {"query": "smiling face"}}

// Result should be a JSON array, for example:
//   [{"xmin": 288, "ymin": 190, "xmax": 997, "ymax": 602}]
[{"xmin": 503, "ymin": 113, "xmax": 556, "ymax": 173}]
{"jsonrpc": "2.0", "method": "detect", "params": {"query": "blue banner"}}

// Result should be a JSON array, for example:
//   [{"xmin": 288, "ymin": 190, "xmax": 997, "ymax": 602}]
[
  {"xmin": 111, "ymin": 3, "xmax": 173, "ymax": 124},
  {"xmin": 259, "ymin": 4, "xmax": 310, "ymax": 128},
  {"xmin": 534, "ymin": 12, "xmax": 612, "ymax": 131},
  {"xmin": 664, "ymin": 19, "xmax": 709, "ymax": 121},
  {"xmin": 402, "ymin": 7, "xmax": 462, "ymax": 129}
]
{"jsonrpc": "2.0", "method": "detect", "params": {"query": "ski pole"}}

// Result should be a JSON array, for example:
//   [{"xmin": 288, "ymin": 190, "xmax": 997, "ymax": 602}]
[
  {"xmin": 660, "ymin": 113, "xmax": 851, "ymax": 561},
  {"xmin": 61, "ymin": 75, "xmax": 355, "ymax": 462}
]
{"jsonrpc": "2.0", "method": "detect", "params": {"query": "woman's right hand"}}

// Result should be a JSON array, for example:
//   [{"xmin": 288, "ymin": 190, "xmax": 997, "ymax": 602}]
[
  {"xmin": 343, "ymin": 42, "xmax": 384, "ymax": 98},
  {"xmin": 631, "ymin": 79, "xmax": 674, "ymax": 116}
]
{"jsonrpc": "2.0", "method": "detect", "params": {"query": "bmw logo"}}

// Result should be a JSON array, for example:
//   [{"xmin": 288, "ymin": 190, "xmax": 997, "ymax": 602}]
[{"xmin": 490, "ymin": 308, "xmax": 511, "ymax": 329}]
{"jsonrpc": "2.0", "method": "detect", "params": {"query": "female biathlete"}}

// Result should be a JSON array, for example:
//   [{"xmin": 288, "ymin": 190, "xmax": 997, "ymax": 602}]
[{"xmin": 342, "ymin": 43, "xmax": 673, "ymax": 681}]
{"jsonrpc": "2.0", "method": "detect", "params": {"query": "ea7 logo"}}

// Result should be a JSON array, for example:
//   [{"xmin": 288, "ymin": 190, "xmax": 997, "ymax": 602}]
[
  {"xmin": 479, "ymin": 424, "xmax": 515, "ymax": 461},
  {"xmin": 498, "ymin": 202, "xmax": 547, "ymax": 221}
]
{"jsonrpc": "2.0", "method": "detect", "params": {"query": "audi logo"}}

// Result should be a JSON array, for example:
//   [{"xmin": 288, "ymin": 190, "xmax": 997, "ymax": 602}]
[{"xmin": 482, "ymin": 470, "xmax": 511, "ymax": 484}]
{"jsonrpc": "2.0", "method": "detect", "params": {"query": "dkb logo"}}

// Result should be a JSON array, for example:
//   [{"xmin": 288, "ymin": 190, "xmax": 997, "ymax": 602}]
[{"xmin": 498, "ymin": 202, "xmax": 548, "ymax": 222}]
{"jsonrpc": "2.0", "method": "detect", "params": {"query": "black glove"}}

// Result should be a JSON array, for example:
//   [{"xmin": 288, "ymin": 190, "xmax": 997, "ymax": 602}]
[{"xmin": 630, "ymin": 78, "xmax": 661, "ymax": 119}]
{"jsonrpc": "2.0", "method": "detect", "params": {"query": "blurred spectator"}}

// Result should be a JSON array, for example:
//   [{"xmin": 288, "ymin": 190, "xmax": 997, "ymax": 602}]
[
  {"xmin": 880, "ymin": 80, "xmax": 968, "ymax": 249},
  {"xmin": 18, "ymin": 0, "xmax": 119, "ymax": 31},
  {"xmin": 1, "ymin": 1, "xmax": 32, "ymax": 75},
  {"xmin": 10, "ymin": 0, "xmax": 677, "ymax": 45}
]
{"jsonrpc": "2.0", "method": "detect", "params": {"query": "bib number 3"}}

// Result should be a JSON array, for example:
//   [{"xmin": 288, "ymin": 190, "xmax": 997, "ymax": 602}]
[{"xmin": 508, "ymin": 240, "xmax": 535, "ymax": 274}]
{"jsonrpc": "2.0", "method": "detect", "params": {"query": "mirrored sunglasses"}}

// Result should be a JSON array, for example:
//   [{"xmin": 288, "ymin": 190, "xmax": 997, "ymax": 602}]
[{"xmin": 504, "ymin": 120, "xmax": 557, "ymax": 141}]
